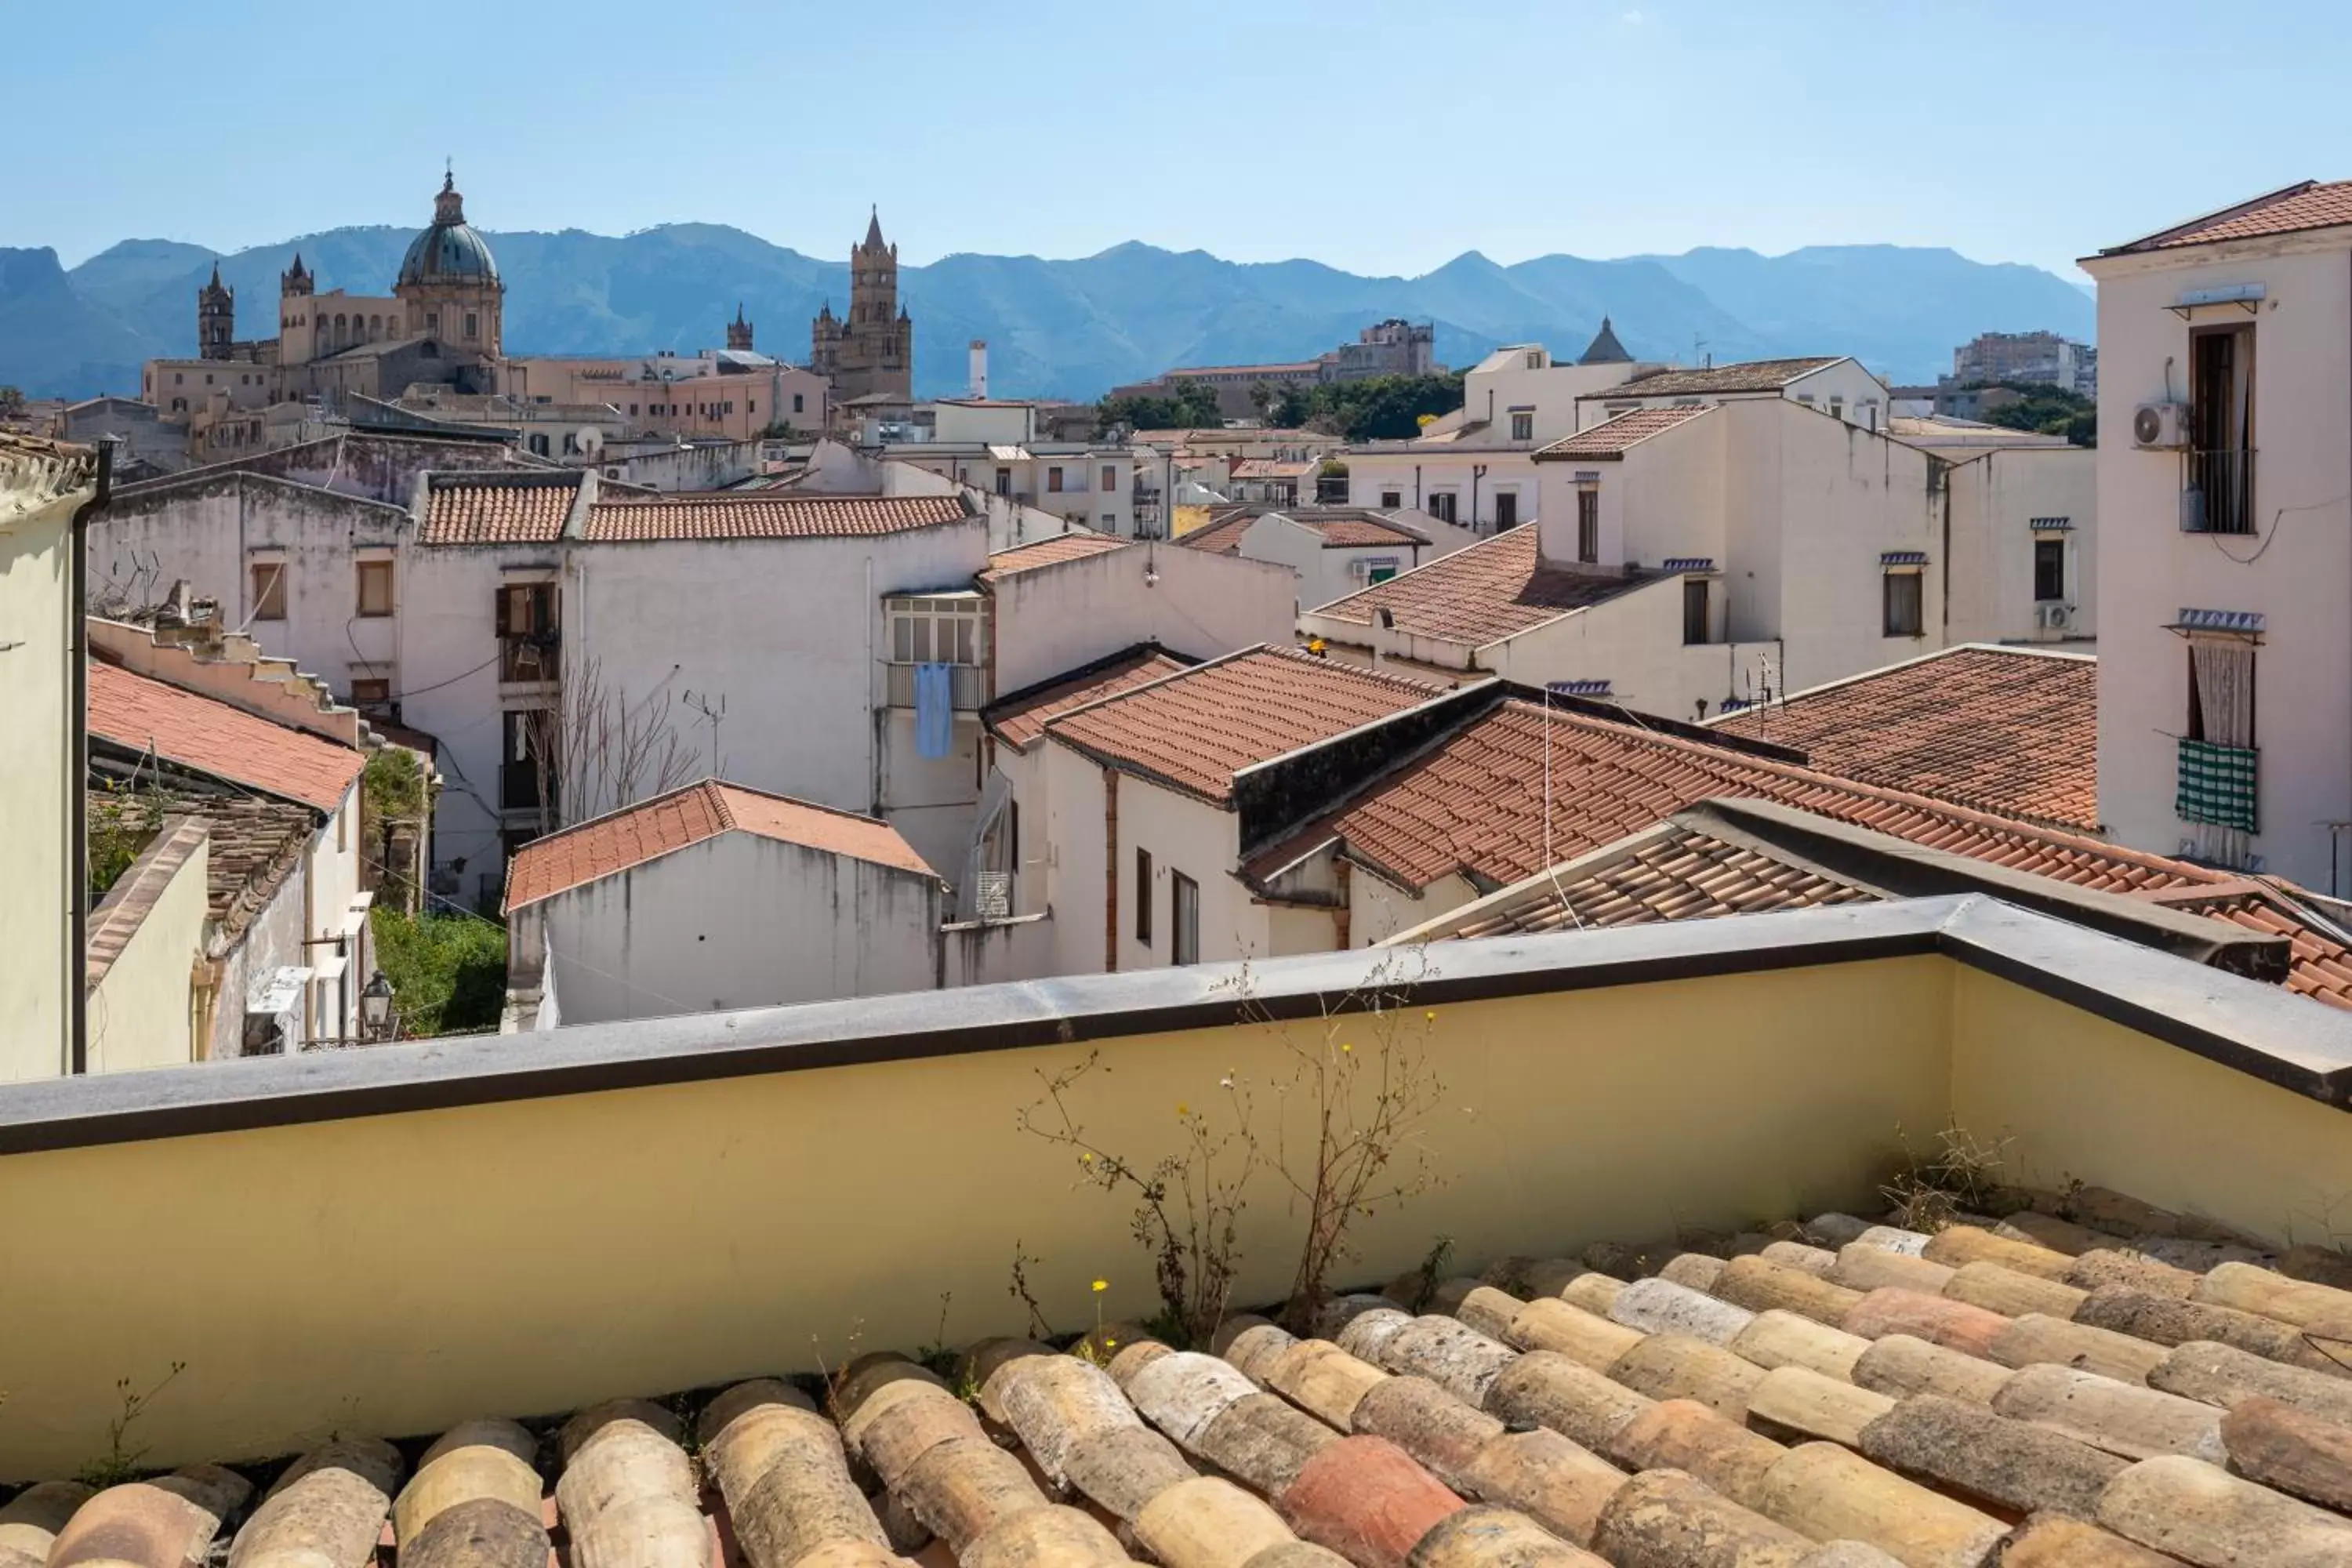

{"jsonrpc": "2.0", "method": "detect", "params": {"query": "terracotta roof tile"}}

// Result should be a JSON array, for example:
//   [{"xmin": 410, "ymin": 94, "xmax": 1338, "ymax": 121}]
[
  {"xmin": 1045, "ymin": 646, "xmax": 1448, "ymax": 804},
  {"xmin": 1444, "ymin": 822, "xmax": 1875, "ymax": 940},
  {"xmin": 13, "ymin": 1186, "xmax": 2352, "ymax": 1565},
  {"xmin": 1577, "ymin": 357, "xmax": 1845, "ymax": 399},
  {"xmin": 416, "ymin": 474, "xmax": 583, "ymax": 545},
  {"xmin": 1308, "ymin": 528, "xmax": 1648, "ymax": 645},
  {"xmin": 1231, "ymin": 459, "xmax": 1316, "ymax": 479},
  {"xmin": 1308, "ymin": 517, "xmax": 1424, "ymax": 549},
  {"xmin": 1707, "ymin": 646, "xmax": 2097, "ymax": 830},
  {"xmin": 1254, "ymin": 698, "xmax": 2351, "ymax": 1012},
  {"xmin": 2107, "ymin": 180, "xmax": 2352, "ymax": 253},
  {"xmin": 983, "ymin": 646, "xmax": 1197, "ymax": 751},
  {"xmin": 582, "ymin": 493, "xmax": 967, "ymax": 541},
  {"xmin": 504, "ymin": 780, "xmax": 935, "ymax": 910},
  {"xmin": 1532, "ymin": 404, "xmax": 1713, "ymax": 460},
  {"xmin": 978, "ymin": 533, "xmax": 1131, "ymax": 581},
  {"xmin": 87, "ymin": 660, "xmax": 363, "ymax": 814},
  {"xmin": 1174, "ymin": 514, "xmax": 1255, "ymax": 554}
]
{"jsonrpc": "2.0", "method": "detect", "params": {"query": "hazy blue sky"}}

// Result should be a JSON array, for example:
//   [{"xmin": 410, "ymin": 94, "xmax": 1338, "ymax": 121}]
[{"xmin": 9, "ymin": 1, "xmax": 2344, "ymax": 278}]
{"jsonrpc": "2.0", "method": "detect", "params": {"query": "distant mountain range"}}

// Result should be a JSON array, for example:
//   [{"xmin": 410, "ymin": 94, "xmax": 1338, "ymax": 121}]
[{"xmin": 0, "ymin": 223, "xmax": 2095, "ymax": 403}]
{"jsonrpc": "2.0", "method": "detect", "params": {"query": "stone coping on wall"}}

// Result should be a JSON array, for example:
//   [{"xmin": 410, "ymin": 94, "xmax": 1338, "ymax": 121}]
[{"xmin": 1, "ymin": 893, "xmax": 2346, "ymax": 1158}]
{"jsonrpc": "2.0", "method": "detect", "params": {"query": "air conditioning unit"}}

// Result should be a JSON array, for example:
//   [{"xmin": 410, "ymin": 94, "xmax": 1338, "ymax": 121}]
[
  {"xmin": 2132, "ymin": 401, "xmax": 2190, "ymax": 449},
  {"xmin": 2037, "ymin": 602, "xmax": 2074, "ymax": 630}
]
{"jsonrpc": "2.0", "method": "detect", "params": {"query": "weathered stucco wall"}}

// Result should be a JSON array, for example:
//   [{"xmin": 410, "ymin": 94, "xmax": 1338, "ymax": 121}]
[{"xmin": 0, "ymin": 952, "xmax": 1953, "ymax": 1475}]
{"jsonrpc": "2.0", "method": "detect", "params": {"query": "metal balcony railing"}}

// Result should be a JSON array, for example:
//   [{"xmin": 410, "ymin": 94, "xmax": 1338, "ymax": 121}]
[
  {"xmin": 499, "ymin": 636, "xmax": 560, "ymax": 684},
  {"xmin": 2183, "ymin": 449, "xmax": 2255, "ymax": 535},
  {"xmin": 883, "ymin": 662, "xmax": 988, "ymax": 710}
]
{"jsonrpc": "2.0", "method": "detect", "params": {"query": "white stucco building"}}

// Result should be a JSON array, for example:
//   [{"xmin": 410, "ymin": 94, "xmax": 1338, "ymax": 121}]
[
  {"xmin": 1172, "ymin": 507, "xmax": 1460, "ymax": 612},
  {"xmin": 1303, "ymin": 397, "xmax": 1956, "ymax": 723},
  {"xmin": 2083, "ymin": 179, "xmax": 2352, "ymax": 894},
  {"xmin": 1341, "ymin": 332, "xmax": 1658, "ymax": 532},
  {"xmin": 0, "ymin": 434, "xmax": 96, "ymax": 1082},
  {"xmin": 504, "ymin": 779, "xmax": 947, "ymax": 1025}
]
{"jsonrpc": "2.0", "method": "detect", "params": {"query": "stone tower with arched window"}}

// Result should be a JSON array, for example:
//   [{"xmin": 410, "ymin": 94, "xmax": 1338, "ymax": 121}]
[
  {"xmin": 197, "ymin": 263, "xmax": 234, "ymax": 361},
  {"xmin": 809, "ymin": 209, "xmax": 913, "ymax": 404}
]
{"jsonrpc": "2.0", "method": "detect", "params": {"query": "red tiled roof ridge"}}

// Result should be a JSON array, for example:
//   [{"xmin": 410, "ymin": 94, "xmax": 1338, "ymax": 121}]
[
  {"xmin": 85, "ymin": 660, "xmax": 364, "ymax": 814},
  {"xmin": 2100, "ymin": 179, "xmax": 2352, "ymax": 255},
  {"xmin": 1711, "ymin": 640, "xmax": 2096, "ymax": 720},
  {"xmin": 1532, "ymin": 403, "xmax": 1713, "ymax": 460},
  {"xmin": 503, "ymin": 779, "xmax": 935, "ymax": 910},
  {"xmin": 1486, "ymin": 699, "xmax": 2219, "ymax": 889}
]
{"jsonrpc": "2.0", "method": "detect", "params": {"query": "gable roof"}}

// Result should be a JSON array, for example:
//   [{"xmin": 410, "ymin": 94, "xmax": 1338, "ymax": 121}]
[
  {"xmin": 418, "ymin": 472, "xmax": 585, "ymax": 545},
  {"xmin": 982, "ymin": 644, "xmax": 1197, "ymax": 751},
  {"xmin": 1707, "ymin": 644, "xmax": 2098, "ymax": 831},
  {"xmin": 582, "ymin": 492, "xmax": 969, "ymax": 542},
  {"xmin": 503, "ymin": 779, "xmax": 937, "ymax": 911},
  {"xmin": 1243, "ymin": 697, "xmax": 2352, "ymax": 1013},
  {"xmin": 1044, "ymin": 645, "xmax": 1448, "ymax": 804},
  {"xmin": 1179, "ymin": 509, "xmax": 1426, "ymax": 555},
  {"xmin": 977, "ymin": 532, "xmax": 1131, "ymax": 582},
  {"xmin": 2102, "ymin": 179, "xmax": 2352, "ymax": 255},
  {"xmin": 1532, "ymin": 404, "xmax": 1713, "ymax": 460},
  {"xmin": 1573, "ymin": 357, "xmax": 1846, "ymax": 401},
  {"xmin": 86, "ymin": 659, "xmax": 364, "ymax": 814},
  {"xmin": 1307, "ymin": 526, "xmax": 1651, "ymax": 646}
]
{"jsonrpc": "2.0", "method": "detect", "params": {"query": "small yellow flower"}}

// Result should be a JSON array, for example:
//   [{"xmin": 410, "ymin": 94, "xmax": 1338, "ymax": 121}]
[
  {"xmin": 1092, "ymin": 1279, "xmax": 1109, "ymax": 1294},
  {"xmin": 1105, "ymin": 1337, "xmax": 1119, "ymax": 1349},
  {"xmin": 1079, "ymin": 1151, "xmax": 1094, "ymax": 1164},
  {"xmin": 1425, "ymin": 1010, "xmax": 1436, "ymax": 1022},
  {"xmin": 1177, "ymin": 1102, "xmax": 1190, "ymax": 1117},
  {"xmin": 1341, "ymin": 1042, "xmax": 1353, "ymax": 1053}
]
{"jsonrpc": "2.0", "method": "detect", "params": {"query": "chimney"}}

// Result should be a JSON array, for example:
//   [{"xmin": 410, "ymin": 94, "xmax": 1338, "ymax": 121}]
[{"xmin": 968, "ymin": 339, "xmax": 988, "ymax": 401}]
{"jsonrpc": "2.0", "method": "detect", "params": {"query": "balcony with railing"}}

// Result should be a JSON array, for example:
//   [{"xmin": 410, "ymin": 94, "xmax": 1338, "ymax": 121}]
[
  {"xmin": 882, "ymin": 660, "xmax": 988, "ymax": 710},
  {"xmin": 2182, "ymin": 448, "xmax": 2255, "ymax": 535}
]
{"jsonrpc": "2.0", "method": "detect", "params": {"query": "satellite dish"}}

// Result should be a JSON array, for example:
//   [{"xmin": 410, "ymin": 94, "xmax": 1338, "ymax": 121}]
[{"xmin": 577, "ymin": 427, "xmax": 604, "ymax": 456}]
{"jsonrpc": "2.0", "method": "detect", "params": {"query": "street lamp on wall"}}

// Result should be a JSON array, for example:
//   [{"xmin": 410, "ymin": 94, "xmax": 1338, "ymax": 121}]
[{"xmin": 360, "ymin": 971, "xmax": 395, "ymax": 1039}]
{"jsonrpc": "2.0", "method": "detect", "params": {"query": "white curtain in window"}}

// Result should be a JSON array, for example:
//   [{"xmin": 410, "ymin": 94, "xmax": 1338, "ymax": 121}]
[{"xmin": 2190, "ymin": 637, "xmax": 2255, "ymax": 747}]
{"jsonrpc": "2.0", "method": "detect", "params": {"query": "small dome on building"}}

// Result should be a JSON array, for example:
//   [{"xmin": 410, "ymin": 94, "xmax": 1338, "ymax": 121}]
[{"xmin": 397, "ymin": 172, "xmax": 501, "ymax": 288}]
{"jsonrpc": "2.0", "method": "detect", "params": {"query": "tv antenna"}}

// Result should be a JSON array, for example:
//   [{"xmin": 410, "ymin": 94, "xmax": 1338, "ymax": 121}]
[
  {"xmin": 682, "ymin": 689, "xmax": 727, "ymax": 777},
  {"xmin": 1693, "ymin": 335, "xmax": 1711, "ymax": 368}
]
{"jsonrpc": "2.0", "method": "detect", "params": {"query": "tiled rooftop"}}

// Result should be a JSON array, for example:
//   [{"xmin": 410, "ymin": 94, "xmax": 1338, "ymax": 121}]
[
  {"xmin": 1707, "ymin": 646, "xmax": 2098, "ymax": 831},
  {"xmin": 1436, "ymin": 815, "xmax": 1880, "ymax": 940},
  {"xmin": 582, "ymin": 493, "xmax": 969, "ymax": 542},
  {"xmin": 1232, "ymin": 459, "xmax": 1317, "ymax": 480},
  {"xmin": 2104, "ymin": 179, "xmax": 2352, "ymax": 254},
  {"xmin": 1577, "ymin": 358, "xmax": 1845, "ymax": 400},
  {"xmin": 6, "ymin": 1187, "xmax": 2350, "ymax": 1568},
  {"xmin": 978, "ymin": 533, "xmax": 1132, "ymax": 581},
  {"xmin": 503, "ymin": 780, "xmax": 938, "ymax": 912},
  {"xmin": 1531, "ymin": 405, "xmax": 1713, "ymax": 460},
  {"xmin": 417, "ymin": 472, "xmax": 583, "ymax": 545},
  {"xmin": 982, "ymin": 645, "xmax": 1197, "ymax": 752},
  {"xmin": 1307, "ymin": 529, "xmax": 1650, "ymax": 648},
  {"xmin": 1045, "ymin": 647, "xmax": 1448, "ymax": 804},
  {"xmin": 1174, "ymin": 514, "xmax": 1260, "ymax": 554},
  {"xmin": 1245, "ymin": 699, "xmax": 2352, "ymax": 1012},
  {"xmin": 86, "ymin": 660, "xmax": 365, "ymax": 814}
]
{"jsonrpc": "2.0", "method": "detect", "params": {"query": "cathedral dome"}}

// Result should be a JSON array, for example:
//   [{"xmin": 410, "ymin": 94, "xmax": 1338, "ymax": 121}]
[{"xmin": 397, "ymin": 173, "xmax": 500, "ymax": 288}]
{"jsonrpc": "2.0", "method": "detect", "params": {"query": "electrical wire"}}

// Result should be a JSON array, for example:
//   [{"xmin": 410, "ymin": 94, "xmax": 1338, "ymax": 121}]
[{"xmin": 2204, "ymin": 492, "xmax": 2350, "ymax": 568}]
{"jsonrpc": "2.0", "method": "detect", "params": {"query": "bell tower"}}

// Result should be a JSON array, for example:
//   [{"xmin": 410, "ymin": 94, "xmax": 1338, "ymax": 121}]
[
  {"xmin": 198, "ymin": 263, "xmax": 235, "ymax": 361},
  {"xmin": 727, "ymin": 303, "xmax": 754, "ymax": 352}
]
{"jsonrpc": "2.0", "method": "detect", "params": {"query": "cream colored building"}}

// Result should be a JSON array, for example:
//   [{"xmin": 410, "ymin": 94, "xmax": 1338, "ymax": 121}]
[
  {"xmin": 0, "ymin": 434, "xmax": 96, "ymax": 1081},
  {"xmin": 2084, "ymin": 179, "xmax": 2352, "ymax": 895}
]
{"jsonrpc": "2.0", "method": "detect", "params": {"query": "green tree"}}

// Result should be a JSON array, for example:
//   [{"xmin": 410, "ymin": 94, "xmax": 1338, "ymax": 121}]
[
  {"xmin": 1270, "ymin": 385, "xmax": 1312, "ymax": 428},
  {"xmin": 1096, "ymin": 380, "xmax": 1225, "ymax": 436},
  {"xmin": 1967, "ymin": 382, "xmax": 2096, "ymax": 448},
  {"xmin": 370, "ymin": 907, "xmax": 506, "ymax": 1036},
  {"xmin": 1304, "ymin": 372, "xmax": 1466, "ymax": 441},
  {"xmin": 0, "ymin": 386, "xmax": 26, "ymax": 419}
]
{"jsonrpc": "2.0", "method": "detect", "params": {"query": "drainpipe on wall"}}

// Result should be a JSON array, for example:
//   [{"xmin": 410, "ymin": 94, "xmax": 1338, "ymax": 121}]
[
  {"xmin": 1333, "ymin": 858, "xmax": 1352, "ymax": 951},
  {"xmin": 1102, "ymin": 769, "xmax": 1120, "ymax": 973},
  {"xmin": 67, "ymin": 437, "xmax": 117, "ymax": 1076}
]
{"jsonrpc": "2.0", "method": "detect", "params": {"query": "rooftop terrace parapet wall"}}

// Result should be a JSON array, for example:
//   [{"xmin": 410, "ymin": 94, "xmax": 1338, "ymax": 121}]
[{"xmin": 0, "ymin": 896, "xmax": 2343, "ymax": 1476}]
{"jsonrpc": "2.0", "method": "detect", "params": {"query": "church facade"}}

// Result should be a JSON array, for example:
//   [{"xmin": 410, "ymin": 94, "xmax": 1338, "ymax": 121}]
[
  {"xmin": 143, "ymin": 173, "xmax": 506, "ymax": 434},
  {"xmin": 810, "ymin": 211, "xmax": 913, "ymax": 406}
]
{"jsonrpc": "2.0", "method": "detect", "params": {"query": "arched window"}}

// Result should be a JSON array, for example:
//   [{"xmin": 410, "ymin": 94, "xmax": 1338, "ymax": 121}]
[{"xmin": 369, "ymin": 314, "xmax": 382, "ymax": 339}]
